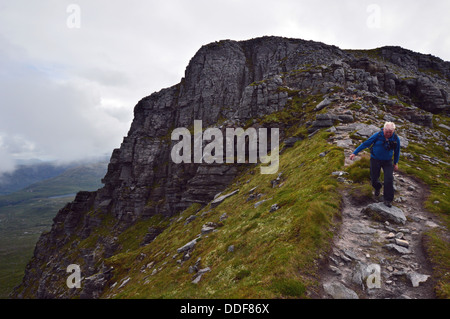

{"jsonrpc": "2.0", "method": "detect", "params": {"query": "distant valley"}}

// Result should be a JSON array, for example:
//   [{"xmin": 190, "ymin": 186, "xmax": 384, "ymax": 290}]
[{"xmin": 0, "ymin": 160, "xmax": 108, "ymax": 298}]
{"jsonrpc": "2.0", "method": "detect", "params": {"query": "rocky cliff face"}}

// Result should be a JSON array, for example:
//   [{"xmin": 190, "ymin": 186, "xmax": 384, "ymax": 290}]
[{"xmin": 12, "ymin": 36, "xmax": 449, "ymax": 299}]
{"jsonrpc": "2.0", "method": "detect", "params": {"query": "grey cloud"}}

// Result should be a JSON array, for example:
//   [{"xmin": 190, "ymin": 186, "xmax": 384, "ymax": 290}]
[
  {"xmin": 0, "ymin": 37, "xmax": 129, "ymax": 164},
  {"xmin": 78, "ymin": 67, "xmax": 131, "ymax": 87},
  {"xmin": 0, "ymin": 143, "xmax": 16, "ymax": 174},
  {"xmin": 0, "ymin": 0, "xmax": 448, "ymax": 174}
]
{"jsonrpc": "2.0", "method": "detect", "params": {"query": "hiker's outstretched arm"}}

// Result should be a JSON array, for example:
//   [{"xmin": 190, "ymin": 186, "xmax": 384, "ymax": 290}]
[{"xmin": 352, "ymin": 132, "xmax": 378, "ymax": 156}]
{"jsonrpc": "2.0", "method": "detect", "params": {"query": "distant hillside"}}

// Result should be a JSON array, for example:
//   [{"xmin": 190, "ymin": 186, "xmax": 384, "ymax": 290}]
[
  {"xmin": 0, "ymin": 160, "xmax": 108, "ymax": 298},
  {"xmin": 0, "ymin": 161, "xmax": 109, "ymax": 206},
  {"xmin": 0, "ymin": 163, "xmax": 69, "ymax": 196}
]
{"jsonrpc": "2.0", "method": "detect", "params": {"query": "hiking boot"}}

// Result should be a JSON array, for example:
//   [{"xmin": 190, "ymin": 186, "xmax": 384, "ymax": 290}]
[
  {"xmin": 384, "ymin": 201, "xmax": 392, "ymax": 208},
  {"xmin": 374, "ymin": 188, "xmax": 381, "ymax": 197}
]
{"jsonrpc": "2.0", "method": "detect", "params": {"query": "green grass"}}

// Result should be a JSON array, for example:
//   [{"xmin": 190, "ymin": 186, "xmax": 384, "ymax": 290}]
[
  {"xmin": 346, "ymin": 156, "xmax": 371, "ymax": 183},
  {"xmin": 102, "ymin": 131, "xmax": 344, "ymax": 299},
  {"xmin": 258, "ymin": 93, "xmax": 325, "ymax": 128},
  {"xmin": 270, "ymin": 278, "xmax": 306, "ymax": 297},
  {"xmin": 423, "ymin": 229, "xmax": 450, "ymax": 299}
]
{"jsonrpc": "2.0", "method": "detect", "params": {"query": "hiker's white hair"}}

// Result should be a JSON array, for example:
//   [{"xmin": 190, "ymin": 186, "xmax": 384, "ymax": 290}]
[{"xmin": 384, "ymin": 122, "xmax": 396, "ymax": 130}]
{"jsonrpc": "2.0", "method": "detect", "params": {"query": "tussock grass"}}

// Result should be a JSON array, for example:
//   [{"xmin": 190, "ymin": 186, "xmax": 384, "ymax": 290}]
[{"xmin": 345, "ymin": 156, "xmax": 371, "ymax": 183}]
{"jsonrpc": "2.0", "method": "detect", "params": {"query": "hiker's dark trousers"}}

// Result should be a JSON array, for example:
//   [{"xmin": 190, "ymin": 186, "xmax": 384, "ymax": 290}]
[{"xmin": 370, "ymin": 158, "xmax": 394, "ymax": 202}]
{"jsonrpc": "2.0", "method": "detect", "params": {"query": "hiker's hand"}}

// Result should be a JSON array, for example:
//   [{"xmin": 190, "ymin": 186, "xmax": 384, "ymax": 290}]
[
  {"xmin": 349, "ymin": 154, "xmax": 356, "ymax": 161},
  {"xmin": 394, "ymin": 164, "xmax": 398, "ymax": 171}
]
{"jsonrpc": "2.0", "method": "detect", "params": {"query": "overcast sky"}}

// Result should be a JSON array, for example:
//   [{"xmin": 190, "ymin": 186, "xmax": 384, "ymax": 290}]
[{"xmin": 0, "ymin": 0, "xmax": 449, "ymax": 174}]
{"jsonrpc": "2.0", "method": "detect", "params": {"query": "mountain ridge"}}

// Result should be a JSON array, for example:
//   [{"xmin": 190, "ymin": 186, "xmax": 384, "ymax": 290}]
[{"xmin": 11, "ymin": 36, "xmax": 449, "ymax": 299}]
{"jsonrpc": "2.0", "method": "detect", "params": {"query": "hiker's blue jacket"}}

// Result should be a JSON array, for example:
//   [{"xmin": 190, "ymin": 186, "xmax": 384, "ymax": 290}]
[{"xmin": 353, "ymin": 130, "xmax": 401, "ymax": 164}]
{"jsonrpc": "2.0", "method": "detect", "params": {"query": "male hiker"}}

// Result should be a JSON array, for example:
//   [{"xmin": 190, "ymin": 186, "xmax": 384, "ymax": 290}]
[{"xmin": 349, "ymin": 122, "xmax": 401, "ymax": 207}]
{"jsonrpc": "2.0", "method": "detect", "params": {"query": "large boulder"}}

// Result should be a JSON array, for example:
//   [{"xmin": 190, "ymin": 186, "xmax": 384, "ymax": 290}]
[
  {"xmin": 323, "ymin": 281, "xmax": 359, "ymax": 299},
  {"xmin": 361, "ymin": 202, "xmax": 407, "ymax": 224}
]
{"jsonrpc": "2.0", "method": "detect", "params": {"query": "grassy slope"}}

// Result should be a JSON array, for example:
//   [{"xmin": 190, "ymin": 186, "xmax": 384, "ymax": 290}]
[{"xmin": 102, "ymin": 131, "xmax": 344, "ymax": 298}]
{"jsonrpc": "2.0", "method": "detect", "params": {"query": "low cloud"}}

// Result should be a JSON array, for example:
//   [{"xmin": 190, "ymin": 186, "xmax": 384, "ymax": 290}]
[
  {"xmin": 0, "ymin": 36, "xmax": 131, "ymax": 167},
  {"xmin": 0, "ymin": 144, "xmax": 16, "ymax": 175}
]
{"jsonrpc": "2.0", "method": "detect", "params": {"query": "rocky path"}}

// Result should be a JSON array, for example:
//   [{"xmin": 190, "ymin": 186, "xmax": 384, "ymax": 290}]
[{"xmin": 318, "ymin": 127, "xmax": 444, "ymax": 299}]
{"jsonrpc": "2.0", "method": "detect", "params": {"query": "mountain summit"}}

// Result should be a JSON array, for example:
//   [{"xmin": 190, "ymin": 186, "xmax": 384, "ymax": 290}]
[{"xmin": 12, "ymin": 36, "xmax": 449, "ymax": 299}]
